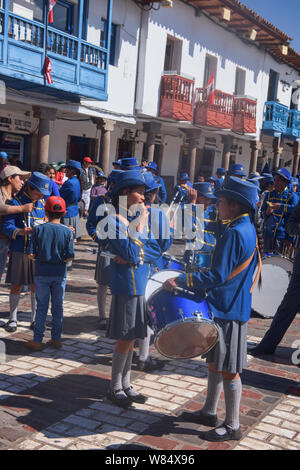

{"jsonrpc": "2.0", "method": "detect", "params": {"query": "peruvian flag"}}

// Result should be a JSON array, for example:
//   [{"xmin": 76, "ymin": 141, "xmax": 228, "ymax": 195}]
[
  {"xmin": 48, "ymin": 0, "xmax": 57, "ymax": 24},
  {"xmin": 205, "ymin": 69, "xmax": 215, "ymax": 105}
]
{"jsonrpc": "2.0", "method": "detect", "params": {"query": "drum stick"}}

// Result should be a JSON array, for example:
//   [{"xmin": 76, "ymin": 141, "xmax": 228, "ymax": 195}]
[{"xmin": 150, "ymin": 278, "xmax": 195, "ymax": 296}]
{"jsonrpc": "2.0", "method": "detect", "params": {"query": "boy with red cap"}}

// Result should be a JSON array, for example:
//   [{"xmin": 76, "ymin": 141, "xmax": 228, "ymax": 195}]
[
  {"xmin": 27, "ymin": 196, "xmax": 74, "ymax": 350},
  {"xmin": 81, "ymin": 156, "xmax": 95, "ymax": 217}
]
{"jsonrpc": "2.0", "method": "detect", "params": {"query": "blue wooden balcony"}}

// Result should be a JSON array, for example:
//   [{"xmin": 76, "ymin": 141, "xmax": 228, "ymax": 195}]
[
  {"xmin": 285, "ymin": 109, "xmax": 300, "ymax": 140},
  {"xmin": 0, "ymin": 1, "xmax": 113, "ymax": 102},
  {"xmin": 262, "ymin": 101, "xmax": 289, "ymax": 136}
]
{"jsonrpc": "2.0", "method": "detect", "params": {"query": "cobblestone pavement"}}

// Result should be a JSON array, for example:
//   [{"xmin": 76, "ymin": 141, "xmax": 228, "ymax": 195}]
[{"xmin": 0, "ymin": 237, "xmax": 299, "ymax": 451}]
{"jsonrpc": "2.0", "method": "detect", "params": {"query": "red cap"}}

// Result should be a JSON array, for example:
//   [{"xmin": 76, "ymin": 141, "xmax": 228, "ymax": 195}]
[
  {"xmin": 45, "ymin": 196, "xmax": 66, "ymax": 213},
  {"xmin": 83, "ymin": 157, "xmax": 93, "ymax": 163}
]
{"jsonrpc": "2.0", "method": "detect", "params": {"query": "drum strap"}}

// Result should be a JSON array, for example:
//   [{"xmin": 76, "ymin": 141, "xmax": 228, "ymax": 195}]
[{"xmin": 226, "ymin": 241, "xmax": 262, "ymax": 293}]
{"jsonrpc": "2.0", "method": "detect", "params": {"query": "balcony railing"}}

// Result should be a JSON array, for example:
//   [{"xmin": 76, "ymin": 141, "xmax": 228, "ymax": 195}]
[
  {"xmin": 285, "ymin": 109, "xmax": 300, "ymax": 139},
  {"xmin": 194, "ymin": 88, "xmax": 234, "ymax": 129},
  {"xmin": 262, "ymin": 101, "xmax": 289, "ymax": 135},
  {"xmin": 159, "ymin": 74, "xmax": 195, "ymax": 121},
  {"xmin": 233, "ymin": 96, "xmax": 257, "ymax": 134},
  {"xmin": 0, "ymin": 6, "xmax": 112, "ymax": 101}
]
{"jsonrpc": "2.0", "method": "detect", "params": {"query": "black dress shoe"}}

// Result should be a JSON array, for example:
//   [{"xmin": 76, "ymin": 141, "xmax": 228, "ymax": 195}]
[
  {"xmin": 137, "ymin": 357, "xmax": 165, "ymax": 372},
  {"xmin": 98, "ymin": 319, "xmax": 108, "ymax": 331},
  {"xmin": 199, "ymin": 425, "xmax": 242, "ymax": 442},
  {"xmin": 106, "ymin": 389, "xmax": 133, "ymax": 408},
  {"xmin": 124, "ymin": 386, "xmax": 148, "ymax": 404},
  {"xmin": 5, "ymin": 321, "xmax": 17, "ymax": 333},
  {"xmin": 248, "ymin": 346, "xmax": 276, "ymax": 356},
  {"xmin": 179, "ymin": 410, "xmax": 218, "ymax": 427},
  {"xmin": 30, "ymin": 322, "xmax": 35, "ymax": 331}
]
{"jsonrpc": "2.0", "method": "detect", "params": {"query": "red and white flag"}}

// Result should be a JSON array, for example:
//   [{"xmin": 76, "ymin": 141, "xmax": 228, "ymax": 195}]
[
  {"xmin": 48, "ymin": 0, "xmax": 57, "ymax": 24},
  {"xmin": 44, "ymin": 57, "xmax": 53, "ymax": 84},
  {"xmin": 205, "ymin": 69, "xmax": 215, "ymax": 105}
]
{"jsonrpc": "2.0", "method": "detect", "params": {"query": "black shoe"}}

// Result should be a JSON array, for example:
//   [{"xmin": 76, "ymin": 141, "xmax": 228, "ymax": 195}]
[
  {"xmin": 30, "ymin": 322, "xmax": 35, "ymax": 331},
  {"xmin": 98, "ymin": 319, "xmax": 108, "ymax": 331},
  {"xmin": 124, "ymin": 386, "xmax": 148, "ymax": 404},
  {"xmin": 179, "ymin": 410, "xmax": 218, "ymax": 427},
  {"xmin": 106, "ymin": 389, "xmax": 133, "ymax": 408},
  {"xmin": 248, "ymin": 345, "xmax": 276, "ymax": 356},
  {"xmin": 5, "ymin": 321, "xmax": 17, "ymax": 333},
  {"xmin": 137, "ymin": 357, "xmax": 165, "ymax": 372},
  {"xmin": 199, "ymin": 425, "xmax": 242, "ymax": 442}
]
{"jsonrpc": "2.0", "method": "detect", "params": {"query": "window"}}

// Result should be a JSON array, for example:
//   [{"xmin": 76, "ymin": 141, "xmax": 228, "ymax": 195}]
[
  {"xmin": 163, "ymin": 36, "xmax": 182, "ymax": 73},
  {"xmin": 100, "ymin": 18, "xmax": 118, "ymax": 66},
  {"xmin": 267, "ymin": 69, "xmax": 279, "ymax": 101},
  {"xmin": 203, "ymin": 54, "xmax": 217, "ymax": 87},
  {"xmin": 51, "ymin": 0, "xmax": 74, "ymax": 35},
  {"xmin": 235, "ymin": 67, "xmax": 246, "ymax": 95}
]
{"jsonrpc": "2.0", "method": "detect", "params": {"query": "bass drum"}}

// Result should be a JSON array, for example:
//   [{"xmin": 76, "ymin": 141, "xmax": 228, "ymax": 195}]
[{"xmin": 251, "ymin": 254, "xmax": 293, "ymax": 318}]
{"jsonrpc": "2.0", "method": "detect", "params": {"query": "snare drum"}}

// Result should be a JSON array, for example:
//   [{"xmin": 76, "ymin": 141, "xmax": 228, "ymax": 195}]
[
  {"xmin": 162, "ymin": 254, "xmax": 185, "ymax": 271},
  {"xmin": 184, "ymin": 250, "xmax": 212, "ymax": 270},
  {"xmin": 251, "ymin": 254, "xmax": 293, "ymax": 318},
  {"xmin": 146, "ymin": 271, "xmax": 219, "ymax": 359}
]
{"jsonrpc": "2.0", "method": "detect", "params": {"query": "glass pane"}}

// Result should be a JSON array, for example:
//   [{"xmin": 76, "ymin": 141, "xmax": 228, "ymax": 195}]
[{"xmin": 52, "ymin": 4, "xmax": 69, "ymax": 32}]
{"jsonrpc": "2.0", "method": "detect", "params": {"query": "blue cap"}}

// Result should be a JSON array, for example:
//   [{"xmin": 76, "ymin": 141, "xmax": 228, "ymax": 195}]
[
  {"xmin": 272, "ymin": 167, "xmax": 292, "ymax": 182},
  {"xmin": 27, "ymin": 172, "xmax": 51, "ymax": 196},
  {"xmin": 179, "ymin": 172, "xmax": 190, "ymax": 181},
  {"xmin": 248, "ymin": 172, "xmax": 263, "ymax": 180},
  {"xmin": 107, "ymin": 169, "xmax": 124, "ymax": 184},
  {"xmin": 247, "ymin": 178, "xmax": 261, "ymax": 192},
  {"xmin": 146, "ymin": 161, "xmax": 158, "ymax": 173},
  {"xmin": 112, "ymin": 160, "xmax": 121, "ymax": 166},
  {"xmin": 143, "ymin": 171, "xmax": 161, "ymax": 192},
  {"xmin": 216, "ymin": 176, "xmax": 258, "ymax": 211},
  {"xmin": 111, "ymin": 170, "xmax": 150, "ymax": 195},
  {"xmin": 0, "ymin": 152, "xmax": 8, "ymax": 159},
  {"xmin": 120, "ymin": 157, "xmax": 140, "ymax": 171},
  {"xmin": 216, "ymin": 168, "xmax": 225, "ymax": 175},
  {"xmin": 66, "ymin": 160, "xmax": 82, "ymax": 176},
  {"xmin": 292, "ymin": 177, "xmax": 299, "ymax": 186},
  {"xmin": 227, "ymin": 164, "xmax": 246, "ymax": 177},
  {"xmin": 193, "ymin": 182, "xmax": 215, "ymax": 198},
  {"xmin": 208, "ymin": 176, "xmax": 216, "ymax": 183},
  {"xmin": 96, "ymin": 170, "xmax": 107, "ymax": 179}
]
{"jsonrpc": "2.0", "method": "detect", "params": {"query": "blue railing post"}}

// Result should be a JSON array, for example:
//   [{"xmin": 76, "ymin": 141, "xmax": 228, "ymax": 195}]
[
  {"xmin": 3, "ymin": 0, "xmax": 10, "ymax": 65},
  {"xmin": 76, "ymin": 0, "xmax": 84, "ymax": 85}
]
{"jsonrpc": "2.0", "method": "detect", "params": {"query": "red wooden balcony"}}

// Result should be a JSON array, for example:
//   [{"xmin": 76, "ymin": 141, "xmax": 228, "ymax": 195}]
[
  {"xmin": 233, "ymin": 96, "xmax": 257, "ymax": 133},
  {"xmin": 159, "ymin": 74, "xmax": 194, "ymax": 121},
  {"xmin": 193, "ymin": 88, "xmax": 234, "ymax": 129}
]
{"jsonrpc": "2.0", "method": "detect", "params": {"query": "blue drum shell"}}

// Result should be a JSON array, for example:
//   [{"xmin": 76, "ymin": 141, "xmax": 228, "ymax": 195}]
[{"xmin": 162, "ymin": 255, "xmax": 185, "ymax": 271}]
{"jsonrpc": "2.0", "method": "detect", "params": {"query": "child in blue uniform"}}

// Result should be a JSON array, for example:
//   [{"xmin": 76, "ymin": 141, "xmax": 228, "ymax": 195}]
[
  {"xmin": 27, "ymin": 196, "xmax": 74, "ymax": 350},
  {"xmin": 2, "ymin": 172, "xmax": 50, "ymax": 332},
  {"xmin": 60, "ymin": 160, "xmax": 82, "ymax": 241},
  {"xmin": 105, "ymin": 170, "xmax": 162, "ymax": 407},
  {"xmin": 165, "ymin": 177, "xmax": 263, "ymax": 442}
]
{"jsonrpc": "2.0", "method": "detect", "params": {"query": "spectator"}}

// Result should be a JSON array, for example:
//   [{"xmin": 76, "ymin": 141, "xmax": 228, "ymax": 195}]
[{"xmin": 80, "ymin": 157, "xmax": 95, "ymax": 217}]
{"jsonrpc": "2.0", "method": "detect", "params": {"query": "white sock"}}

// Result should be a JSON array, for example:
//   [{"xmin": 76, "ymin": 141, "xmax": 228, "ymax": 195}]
[
  {"xmin": 97, "ymin": 284, "xmax": 108, "ymax": 320},
  {"xmin": 223, "ymin": 377, "xmax": 242, "ymax": 431},
  {"xmin": 30, "ymin": 293, "xmax": 36, "ymax": 323},
  {"xmin": 9, "ymin": 293, "xmax": 20, "ymax": 325},
  {"xmin": 201, "ymin": 368, "xmax": 223, "ymax": 416},
  {"xmin": 138, "ymin": 326, "xmax": 152, "ymax": 362}
]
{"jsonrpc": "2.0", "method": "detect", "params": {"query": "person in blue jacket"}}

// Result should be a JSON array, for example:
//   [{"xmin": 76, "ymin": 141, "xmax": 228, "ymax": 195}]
[
  {"xmin": 2, "ymin": 172, "xmax": 50, "ymax": 333},
  {"xmin": 145, "ymin": 161, "xmax": 167, "ymax": 203},
  {"xmin": 38, "ymin": 163, "xmax": 60, "ymax": 200},
  {"xmin": 86, "ymin": 169, "xmax": 123, "ymax": 330},
  {"xmin": 60, "ymin": 160, "xmax": 82, "ymax": 242},
  {"xmin": 173, "ymin": 172, "xmax": 193, "ymax": 205},
  {"xmin": 215, "ymin": 168, "xmax": 225, "ymax": 190},
  {"xmin": 261, "ymin": 167, "xmax": 299, "ymax": 253},
  {"xmin": 105, "ymin": 170, "xmax": 162, "ymax": 408},
  {"xmin": 165, "ymin": 177, "xmax": 263, "ymax": 442}
]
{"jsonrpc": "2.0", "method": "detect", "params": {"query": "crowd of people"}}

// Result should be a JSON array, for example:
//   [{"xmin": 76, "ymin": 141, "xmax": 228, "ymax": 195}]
[{"xmin": 0, "ymin": 151, "xmax": 300, "ymax": 443}]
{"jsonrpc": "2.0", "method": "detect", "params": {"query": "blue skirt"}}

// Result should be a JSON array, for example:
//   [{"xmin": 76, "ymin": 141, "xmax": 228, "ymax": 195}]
[{"xmin": 106, "ymin": 295, "xmax": 148, "ymax": 341}]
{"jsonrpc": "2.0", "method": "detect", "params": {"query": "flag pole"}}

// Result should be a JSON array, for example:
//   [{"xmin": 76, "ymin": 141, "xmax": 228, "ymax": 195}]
[{"xmin": 43, "ymin": 0, "xmax": 49, "ymax": 85}]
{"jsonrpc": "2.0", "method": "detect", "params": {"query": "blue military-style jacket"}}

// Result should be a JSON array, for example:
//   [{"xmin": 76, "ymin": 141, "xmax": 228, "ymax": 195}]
[
  {"xmin": 60, "ymin": 176, "xmax": 81, "ymax": 218},
  {"xmin": 86, "ymin": 193, "xmax": 111, "ymax": 250},
  {"xmin": 146, "ymin": 204, "xmax": 173, "ymax": 274},
  {"xmin": 1, "ymin": 192, "xmax": 45, "ymax": 254},
  {"xmin": 177, "ymin": 214, "xmax": 257, "ymax": 322}
]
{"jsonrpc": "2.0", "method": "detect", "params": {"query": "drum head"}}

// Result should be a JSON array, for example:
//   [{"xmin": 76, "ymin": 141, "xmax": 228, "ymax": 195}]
[
  {"xmin": 155, "ymin": 318, "xmax": 219, "ymax": 360},
  {"xmin": 251, "ymin": 255, "xmax": 293, "ymax": 318},
  {"xmin": 145, "ymin": 270, "xmax": 183, "ymax": 302}
]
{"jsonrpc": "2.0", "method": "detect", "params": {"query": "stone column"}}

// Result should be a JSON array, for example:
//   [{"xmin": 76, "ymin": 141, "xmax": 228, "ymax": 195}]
[
  {"xmin": 93, "ymin": 118, "xmax": 116, "ymax": 175},
  {"xmin": 272, "ymin": 136, "xmax": 283, "ymax": 170},
  {"xmin": 143, "ymin": 122, "xmax": 161, "ymax": 162},
  {"xmin": 292, "ymin": 140, "xmax": 300, "ymax": 176},
  {"xmin": 221, "ymin": 135, "xmax": 234, "ymax": 171},
  {"xmin": 182, "ymin": 130, "xmax": 200, "ymax": 183},
  {"xmin": 250, "ymin": 140, "xmax": 262, "ymax": 174},
  {"xmin": 32, "ymin": 106, "xmax": 57, "ymax": 166}
]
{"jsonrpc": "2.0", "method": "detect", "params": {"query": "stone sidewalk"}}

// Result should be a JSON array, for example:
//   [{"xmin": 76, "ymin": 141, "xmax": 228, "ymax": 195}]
[{"xmin": 0, "ymin": 239, "xmax": 299, "ymax": 451}]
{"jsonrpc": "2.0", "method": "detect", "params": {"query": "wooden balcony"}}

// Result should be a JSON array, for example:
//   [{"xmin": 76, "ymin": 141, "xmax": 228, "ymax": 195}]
[
  {"xmin": 0, "ymin": 2, "xmax": 113, "ymax": 102},
  {"xmin": 193, "ymin": 88, "xmax": 234, "ymax": 129},
  {"xmin": 232, "ymin": 96, "xmax": 257, "ymax": 134},
  {"xmin": 159, "ymin": 74, "xmax": 194, "ymax": 121},
  {"xmin": 285, "ymin": 109, "xmax": 300, "ymax": 140},
  {"xmin": 262, "ymin": 101, "xmax": 289, "ymax": 136}
]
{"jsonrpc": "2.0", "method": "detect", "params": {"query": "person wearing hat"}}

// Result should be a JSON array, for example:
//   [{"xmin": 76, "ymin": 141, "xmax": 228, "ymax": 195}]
[
  {"xmin": 250, "ymin": 198, "xmax": 300, "ymax": 357},
  {"xmin": 27, "ymin": 196, "xmax": 74, "ymax": 351},
  {"xmin": 184, "ymin": 182, "xmax": 221, "ymax": 270},
  {"xmin": 37, "ymin": 163, "xmax": 60, "ymax": 200},
  {"xmin": 173, "ymin": 172, "xmax": 192, "ymax": 205},
  {"xmin": 165, "ymin": 177, "xmax": 263, "ymax": 442},
  {"xmin": 0, "ymin": 166, "xmax": 32, "ymax": 282},
  {"xmin": 60, "ymin": 160, "xmax": 82, "ymax": 241},
  {"xmin": 0, "ymin": 152, "xmax": 9, "ymax": 174},
  {"xmin": 55, "ymin": 163, "xmax": 67, "ymax": 187},
  {"xmin": 80, "ymin": 157, "xmax": 95, "ymax": 218},
  {"xmin": 105, "ymin": 169, "xmax": 164, "ymax": 407},
  {"xmin": 261, "ymin": 167, "xmax": 299, "ymax": 253},
  {"xmin": 112, "ymin": 160, "xmax": 122, "ymax": 170},
  {"xmin": 145, "ymin": 162, "xmax": 167, "ymax": 203},
  {"xmin": 86, "ymin": 171, "xmax": 123, "ymax": 330},
  {"xmin": 1, "ymin": 172, "xmax": 51, "ymax": 332},
  {"xmin": 215, "ymin": 168, "xmax": 226, "ymax": 190},
  {"xmin": 226, "ymin": 163, "xmax": 246, "ymax": 181},
  {"xmin": 89, "ymin": 170, "xmax": 107, "ymax": 209}
]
